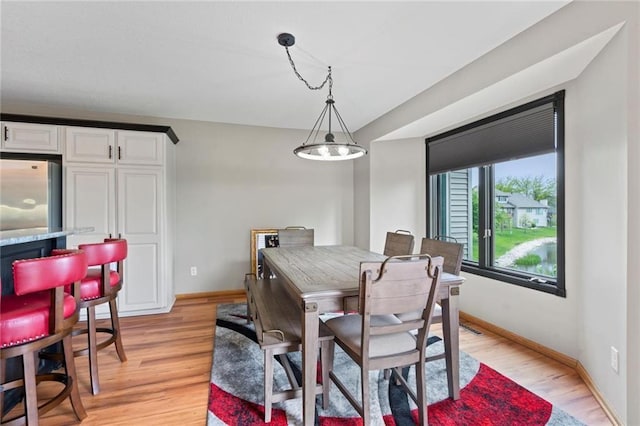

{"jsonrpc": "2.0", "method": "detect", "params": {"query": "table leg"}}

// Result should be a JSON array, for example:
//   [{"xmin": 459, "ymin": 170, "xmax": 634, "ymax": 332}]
[
  {"xmin": 440, "ymin": 286, "xmax": 460, "ymax": 400},
  {"xmin": 301, "ymin": 301, "xmax": 319, "ymax": 426}
]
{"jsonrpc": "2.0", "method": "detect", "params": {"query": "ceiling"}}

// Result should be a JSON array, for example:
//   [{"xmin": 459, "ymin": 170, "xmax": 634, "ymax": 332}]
[{"xmin": 1, "ymin": 1, "xmax": 569, "ymax": 134}]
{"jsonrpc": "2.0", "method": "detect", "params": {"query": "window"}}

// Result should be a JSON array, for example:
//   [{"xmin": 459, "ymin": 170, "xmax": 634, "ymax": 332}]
[{"xmin": 426, "ymin": 91, "xmax": 565, "ymax": 296}]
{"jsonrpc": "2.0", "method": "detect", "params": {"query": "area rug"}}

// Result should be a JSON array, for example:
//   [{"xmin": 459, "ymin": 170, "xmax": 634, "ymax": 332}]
[{"xmin": 208, "ymin": 304, "xmax": 583, "ymax": 426}]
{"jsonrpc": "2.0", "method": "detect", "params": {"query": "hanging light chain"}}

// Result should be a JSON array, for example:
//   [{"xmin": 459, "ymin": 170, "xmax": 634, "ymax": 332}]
[
  {"xmin": 278, "ymin": 32, "xmax": 367, "ymax": 160},
  {"xmin": 284, "ymin": 45, "xmax": 332, "ymax": 91}
]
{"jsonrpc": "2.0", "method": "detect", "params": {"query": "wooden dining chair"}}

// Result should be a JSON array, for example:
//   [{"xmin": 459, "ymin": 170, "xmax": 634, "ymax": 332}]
[
  {"xmin": 420, "ymin": 236, "xmax": 464, "ymax": 275},
  {"xmin": 383, "ymin": 229, "xmax": 415, "ymax": 256},
  {"xmin": 244, "ymin": 273, "xmax": 333, "ymax": 423},
  {"xmin": 343, "ymin": 230, "xmax": 415, "ymax": 314},
  {"xmin": 418, "ymin": 237, "xmax": 464, "ymax": 368},
  {"xmin": 324, "ymin": 254, "xmax": 444, "ymax": 425},
  {"xmin": 277, "ymin": 226, "xmax": 314, "ymax": 248}
]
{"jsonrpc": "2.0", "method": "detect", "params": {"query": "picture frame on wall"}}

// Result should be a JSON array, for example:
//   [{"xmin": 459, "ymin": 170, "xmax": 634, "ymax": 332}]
[{"xmin": 250, "ymin": 228, "xmax": 279, "ymax": 279}]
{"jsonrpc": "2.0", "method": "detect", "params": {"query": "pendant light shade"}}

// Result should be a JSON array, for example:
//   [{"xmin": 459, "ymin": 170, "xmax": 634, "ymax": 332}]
[
  {"xmin": 294, "ymin": 142, "xmax": 367, "ymax": 161},
  {"xmin": 293, "ymin": 96, "xmax": 367, "ymax": 161},
  {"xmin": 278, "ymin": 33, "xmax": 367, "ymax": 161}
]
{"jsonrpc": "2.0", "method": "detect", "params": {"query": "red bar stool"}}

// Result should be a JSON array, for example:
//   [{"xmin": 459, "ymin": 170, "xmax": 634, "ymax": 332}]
[
  {"xmin": 57, "ymin": 238, "xmax": 128, "ymax": 395},
  {"xmin": 0, "ymin": 250, "xmax": 88, "ymax": 425}
]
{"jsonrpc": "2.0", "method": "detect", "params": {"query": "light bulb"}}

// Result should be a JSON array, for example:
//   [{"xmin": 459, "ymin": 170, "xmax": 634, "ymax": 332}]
[{"xmin": 338, "ymin": 146, "xmax": 349, "ymax": 156}]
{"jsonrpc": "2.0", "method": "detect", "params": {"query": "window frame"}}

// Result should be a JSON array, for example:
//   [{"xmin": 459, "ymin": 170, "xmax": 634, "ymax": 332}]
[{"xmin": 425, "ymin": 91, "xmax": 565, "ymax": 297}]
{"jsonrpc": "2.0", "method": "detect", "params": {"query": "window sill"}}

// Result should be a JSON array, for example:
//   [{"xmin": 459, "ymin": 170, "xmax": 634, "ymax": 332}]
[{"xmin": 461, "ymin": 264, "xmax": 565, "ymax": 297}]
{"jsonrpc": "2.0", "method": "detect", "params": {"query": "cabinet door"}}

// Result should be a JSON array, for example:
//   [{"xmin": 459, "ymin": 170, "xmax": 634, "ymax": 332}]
[
  {"xmin": 116, "ymin": 131, "xmax": 164, "ymax": 166},
  {"xmin": 64, "ymin": 166, "xmax": 116, "ymax": 248},
  {"xmin": 1, "ymin": 121, "xmax": 60, "ymax": 153},
  {"xmin": 116, "ymin": 167, "xmax": 164, "ymax": 312},
  {"xmin": 65, "ymin": 127, "xmax": 116, "ymax": 164}
]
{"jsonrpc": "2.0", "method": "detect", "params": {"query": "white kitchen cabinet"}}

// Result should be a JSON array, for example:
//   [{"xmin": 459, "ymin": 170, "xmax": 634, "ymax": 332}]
[
  {"xmin": 65, "ymin": 127, "xmax": 163, "ymax": 165},
  {"xmin": 116, "ymin": 167, "xmax": 165, "ymax": 312},
  {"xmin": 1, "ymin": 121, "xmax": 60, "ymax": 153},
  {"xmin": 64, "ymin": 127, "xmax": 115, "ymax": 163},
  {"xmin": 117, "ymin": 131, "xmax": 164, "ymax": 165},
  {"xmin": 65, "ymin": 166, "xmax": 116, "ymax": 245},
  {"xmin": 64, "ymin": 131, "xmax": 175, "ymax": 317}
]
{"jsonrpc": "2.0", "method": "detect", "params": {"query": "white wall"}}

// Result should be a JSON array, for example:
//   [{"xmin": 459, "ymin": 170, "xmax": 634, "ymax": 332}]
[
  {"xmin": 354, "ymin": 142, "xmax": 372, "ymax": 250},
  {"xmin": 571, "ymin": 26, "xmax": 628, "ymax": 417},
  {"xmin": 170, "ymin": 120, "xmax": 355, "ymax": 293},
  {"xmin": 624, "ymin": 2, "xmax": 640, "ymax": 422},
  {"xmin": 369, "ymin": 138, "xmax": 425, "ymax": 253},
  {"xmin": 359, "ymin": 2, "xmax": 638, "ymax": 423}
]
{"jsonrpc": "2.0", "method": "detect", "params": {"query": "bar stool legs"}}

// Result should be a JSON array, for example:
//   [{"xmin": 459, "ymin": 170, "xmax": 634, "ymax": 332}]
[
  {"xmin": 62, "ymin": 238, "xmax": 128, "ymax": 395},
  {"xmin": 78, "ymin": 296, "xmax": 127, "ymax": 395},
  {"xmin": 64, "ymin": 333, "xmax": 88, "ymax": 421},
  {"xmin": 87, "ymin": 304, "xmax": 100, "ymax": 395},
  {"xmin": 110, "ymin": 299, "xmax": 127, "ymax": 363}
]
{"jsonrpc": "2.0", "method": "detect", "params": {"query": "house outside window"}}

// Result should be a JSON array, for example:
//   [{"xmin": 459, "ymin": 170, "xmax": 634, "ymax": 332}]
[{"xmin": 426, "ymin": 91, "xmax": 565, "ymax": 296}]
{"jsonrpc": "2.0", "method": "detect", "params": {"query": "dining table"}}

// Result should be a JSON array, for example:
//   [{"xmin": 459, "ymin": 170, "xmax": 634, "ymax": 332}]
[{"xmin": 261, "ymin": 245, "xmax": 465, "ymax": 425}]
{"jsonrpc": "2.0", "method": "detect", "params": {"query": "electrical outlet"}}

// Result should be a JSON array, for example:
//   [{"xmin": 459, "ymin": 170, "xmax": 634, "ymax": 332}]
[
  {"xmin": 190, "ymin": 266, "xmax": 198, "ymax": 276},
  {"xmin": 610, "ymin": 346, "xmax": 619, "ymax": 373}
]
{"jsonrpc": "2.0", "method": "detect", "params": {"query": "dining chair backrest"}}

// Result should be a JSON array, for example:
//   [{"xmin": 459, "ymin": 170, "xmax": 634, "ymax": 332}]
[
  {"xmin": 420, "ymin": 237, "xmax": 463, "ymax": 275},
  {"xmin": 278, "ymin": 226, "xmax": 314, "ymax": 248},
  {"xmin": 359, "ymin": 255, "xmax": 443, "ymax": 352},
  {"xmin": 383, "ymin": 230, "xmax": 414, "ymax": 257}
]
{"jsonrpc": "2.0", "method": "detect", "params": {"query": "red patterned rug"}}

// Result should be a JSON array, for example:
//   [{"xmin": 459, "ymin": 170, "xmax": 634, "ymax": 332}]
[{"xmin": 208, "ymin": 304, "xmax": 583, "ymax": 426}]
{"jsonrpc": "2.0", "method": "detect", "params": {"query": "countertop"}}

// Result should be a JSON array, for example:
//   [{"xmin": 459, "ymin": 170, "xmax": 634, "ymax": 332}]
[{"xmin": 0, "ymin": 227, "xmax": 94, "ymax": 247}]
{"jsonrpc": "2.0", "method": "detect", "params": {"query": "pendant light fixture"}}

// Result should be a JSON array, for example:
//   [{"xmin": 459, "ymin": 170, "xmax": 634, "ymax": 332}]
[{"xmin": 277, "ymin": 33, "xmax": 367, "ymax": 161}]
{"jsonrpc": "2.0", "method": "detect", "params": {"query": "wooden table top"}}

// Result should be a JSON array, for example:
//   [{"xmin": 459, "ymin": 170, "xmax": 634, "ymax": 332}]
[{"xmin": 261, "ymin": 245, "xmax": 463, "ymax": 301}]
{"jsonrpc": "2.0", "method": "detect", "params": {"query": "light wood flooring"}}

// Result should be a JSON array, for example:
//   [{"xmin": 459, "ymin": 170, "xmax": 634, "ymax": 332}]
[{"xmin": 14, "ymin": 296, "xmax": 611, "ymax": 425}]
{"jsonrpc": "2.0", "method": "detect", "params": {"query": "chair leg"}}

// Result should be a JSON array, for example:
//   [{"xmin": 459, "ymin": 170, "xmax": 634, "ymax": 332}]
[
  {"xmin": 22, "ymin": 353, "xmax": 39, "ymax": 424},
  {"xmin": 0, "ymin": 358, "xmax": 5, "ymax": 417},
  {"xmin": 87, "ymin": 305, "xmax": 101, "ymax": 395},
  {"xmin": 361, "ymin": 365, "xmax": 370, "ymax": 426},
  {"xmin": 264, "ymin": 349, "xmax": 274, "ymax": 423},
  {"xmin": 109, "ymin": 298, "xmax": 127, "ymax": 362},
  {"xmin": 416, "ymin": 361, "xmax": 428, "ymax": 426},
  {"xmin": 383, "ymin": 368, "xmax": 391, "ymax": 380},
  {"xmin": 64, "ymin": 334, "xmax": 88, "ymax": 421},
  {"xmin": 276, "ymin": 354, "xmax": 298, "ymax": 389},
  {"xmin": 321, "ymin": 340, "xmax": 333, "ymax": 410}
]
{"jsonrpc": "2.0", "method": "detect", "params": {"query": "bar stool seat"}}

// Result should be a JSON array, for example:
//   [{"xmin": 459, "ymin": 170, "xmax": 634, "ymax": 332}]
[
  {"xmin": 1, "ymin": 292, "xmax": 77, "ymax": 346},
  {"xmin": 0, "ymin": 250, "xmax": 88, "ymax": 425},
  {"xmin": 75, "ymin": 269, "xmax": 121, "ymax": 300}
]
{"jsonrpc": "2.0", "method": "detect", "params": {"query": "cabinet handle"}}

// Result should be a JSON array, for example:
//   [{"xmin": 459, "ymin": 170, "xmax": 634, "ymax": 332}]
[
  {"xmin": 3, "ymin": 126, "xmax": 8, "ymax": 141},
  {"xmin": 108, "ymin": 145, "xmax": 113, "ymax": 159},
  {"xmin": 118, "ymin": 146, "xmax": 122, "ymax": 160},
  {"xmin": 108, "ymin": 233, "xmax": 112, "ymax": 239}
]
